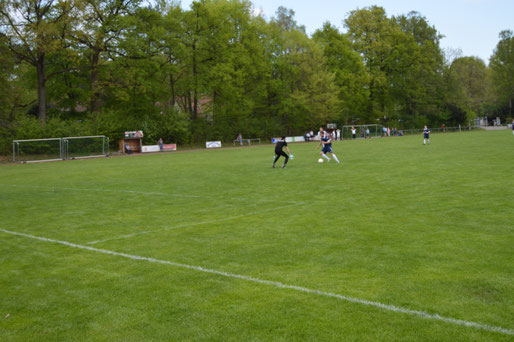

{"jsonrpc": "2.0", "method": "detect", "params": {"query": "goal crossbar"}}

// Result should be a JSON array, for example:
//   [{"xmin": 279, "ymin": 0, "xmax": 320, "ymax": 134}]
[{"xmin": 13, "ymin": 136, "xmax": 109, "ymax": 163}]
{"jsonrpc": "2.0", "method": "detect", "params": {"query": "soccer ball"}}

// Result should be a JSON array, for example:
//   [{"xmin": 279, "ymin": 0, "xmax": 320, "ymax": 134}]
[{"xmin": 318, "ymin": 158, "xmax": 324, "ymax": 163}]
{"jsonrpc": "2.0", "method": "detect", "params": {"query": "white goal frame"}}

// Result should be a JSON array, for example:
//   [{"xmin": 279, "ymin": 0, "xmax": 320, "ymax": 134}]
[
  {"xmin": 13, "ymin": 135, "xmax": 109, "ymax": 163},
  {"xmin": 341, "ymin": 124, "xmax": 382, "ymax": 139}
]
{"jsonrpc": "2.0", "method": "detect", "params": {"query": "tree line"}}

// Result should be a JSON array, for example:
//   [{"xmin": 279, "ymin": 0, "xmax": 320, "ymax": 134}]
[{"xmin": 0, "ymin": 0, "xmax": 512, "ymax": 152}]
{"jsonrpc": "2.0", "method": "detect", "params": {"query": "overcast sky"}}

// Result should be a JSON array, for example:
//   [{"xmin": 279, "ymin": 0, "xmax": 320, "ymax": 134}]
[{"xmin": 180, "ymin": 0, "xmax": 513, "ymax": 64}]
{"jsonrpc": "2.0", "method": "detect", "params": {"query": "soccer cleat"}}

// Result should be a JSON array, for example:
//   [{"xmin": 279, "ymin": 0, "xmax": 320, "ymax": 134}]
[
  {"xmin": 282, "ymin": 164, "xmax": 286, "ymax": 168},
  {"xmin": 272, "ymin": 164, "xmax": 275, "ymax": 168}
]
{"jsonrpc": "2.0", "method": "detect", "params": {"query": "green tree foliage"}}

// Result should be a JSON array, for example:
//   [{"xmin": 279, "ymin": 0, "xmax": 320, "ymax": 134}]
[
  {"xmin": 0, "ymin": 0, "xmax": 77, "ymax": 122},
  {"xmin": 345, "ymin": 7, "xmax": 446, "ymax": 127},
  {"xmin": 0, "ymin": 0, "xmax": 510, "ymax": 151},
  {"xmin": 446, "ymin": 57, "xmax": 492, "ymax": 122},
  {"xmin": 490, "ymin": 30, "xmax": 514, "ymax": 119},
  {"xmin": 312, "ymin": 23, "xmax": 368, "ymax": 124},
  {"xmin": 392, "ymin": 12, "xmax": 445, "ymax": 125}
]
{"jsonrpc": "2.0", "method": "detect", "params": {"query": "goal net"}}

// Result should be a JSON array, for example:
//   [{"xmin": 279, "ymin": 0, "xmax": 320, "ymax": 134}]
[
  {"xmin": 13, "ymin": 136, "xmax": 109, "ymax": 163},
  {"xmin": 63, "ymin": 136, "xmax": 109, "ymax": 160},
  {"xmin": 341, "ymin": 124, "xmax": 382, "ymax": 139},
  {"xmin": 13, "ymin": 138, "xmax": 63, "ymax": 163}
]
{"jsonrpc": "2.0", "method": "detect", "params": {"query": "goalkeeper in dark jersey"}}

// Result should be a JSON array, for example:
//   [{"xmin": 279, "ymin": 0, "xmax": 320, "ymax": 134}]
[{"xmin": 272, "ymin": 136, "xmax": 291, "ymax": 168}]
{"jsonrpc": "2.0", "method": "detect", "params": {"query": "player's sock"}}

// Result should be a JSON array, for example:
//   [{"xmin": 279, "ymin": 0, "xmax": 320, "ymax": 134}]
[
  {"xmin": 424, "ymin": 139, "xmax": 426, "ymax": 144},
  {"xmin": 322, "ymin": 154, "xmax": 330, "ymax": 161},
  {"xmin": 332, "ymin": 154, "xmax": 340, "ymax": 163}
]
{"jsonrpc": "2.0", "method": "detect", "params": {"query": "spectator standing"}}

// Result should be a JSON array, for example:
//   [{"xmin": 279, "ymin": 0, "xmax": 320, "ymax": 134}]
[
  {"xmin": 351, "ymin": 126, "xmax": 356, "ymax": 139},
  {"xmin": 318, "ymin": 127, "xmax": 324, "ymax": 139},
  {"xmin": 158, "ymin": 138, "xmax": 164, "ymax": 151}
]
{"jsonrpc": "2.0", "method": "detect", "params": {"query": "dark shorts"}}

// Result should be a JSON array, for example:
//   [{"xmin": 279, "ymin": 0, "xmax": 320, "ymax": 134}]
[{"xmin": 322, "ymin": 146, "xmax": 333, "ymax": 154}]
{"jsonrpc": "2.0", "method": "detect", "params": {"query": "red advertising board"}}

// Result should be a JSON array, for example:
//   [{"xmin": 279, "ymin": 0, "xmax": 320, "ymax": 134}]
[{"xmin": 163, "ymin": 144, "xmax": 176, "ymax": 151}]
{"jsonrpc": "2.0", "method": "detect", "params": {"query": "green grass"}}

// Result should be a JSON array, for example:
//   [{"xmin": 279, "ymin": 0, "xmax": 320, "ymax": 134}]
[{"xmin": 0, "ymin": 130, "xmax": 513, "ymax": 341}]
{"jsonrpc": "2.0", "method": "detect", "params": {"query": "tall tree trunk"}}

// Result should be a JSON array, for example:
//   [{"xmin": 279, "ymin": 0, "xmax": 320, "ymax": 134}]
[
  {"xmin": 89, "ymin": 52, "xmax": 101, "ymax": 114},
  {"xmin": 36, "ymin": 53, "xmax": 47, "ymax": 123},
  {"xmin": 192, "ymin": 40, "xmax": 198, "ymax": 120},
  {"xmin": 169, "ymin": 74, "xmax": 176, "ymax": 107}
]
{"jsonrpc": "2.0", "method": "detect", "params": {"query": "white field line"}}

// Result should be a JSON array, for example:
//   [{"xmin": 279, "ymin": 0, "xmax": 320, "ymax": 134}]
[
  {"xmin": 86, "ymin": 202, "xmax": 306, "ymax": 245},
  {"xmin": 1, "ymin": 228, "xmax": 513, "ymax": 336},
  {"xmin": 2, "ymin": 184, "xmax": 301, "ymax": 204}
]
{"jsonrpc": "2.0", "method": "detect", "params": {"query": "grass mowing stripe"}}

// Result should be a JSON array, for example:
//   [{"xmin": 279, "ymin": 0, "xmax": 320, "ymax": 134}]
[
  {"xmin": 1, "ymin": 184, "xmax": 302, "ymax": 204},
  {"xmin": 1, "ymin": 184, "xmax": 207, "ymax": 199},
  {"xmin": 85, "ymin": 201, "xmax": 306, "ymax": 245},
  {"xmin": 1, "ymin": 228, "xmax": 512, "ymax": 336}
]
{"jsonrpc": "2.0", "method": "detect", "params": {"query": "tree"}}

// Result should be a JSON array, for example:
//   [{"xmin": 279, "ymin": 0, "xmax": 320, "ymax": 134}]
[
  {"xmin": 447, "ymin": 57, "xmax": 492, "ymax": 121},
  {"xmin": 271, "ymin": 6, "xmax": 305, "ymax": 33},
  {"xmin": 345, "ymin": 6, "xmax": 396, "ymax": 121},
  {"xmin": 70, "ymin": 0, "xmax": 142, "ymax": 114},
  {"xmin": 267, "ymin": 8, "xmax": 340, "ymax": 134},
  {"xmin": 0, "ymin": 0, "xmax": 75, "ymax": 122},
  {"xmin": 392, "ymin": 12, "xmax": 445, "ymax": 125},
  {"xmin": 312, "ymin": 23, "xmax": 369, "ymax": 124},
  {"xmin": 490, "ymin": 30, "xmax": 514, "ymax": 118}
]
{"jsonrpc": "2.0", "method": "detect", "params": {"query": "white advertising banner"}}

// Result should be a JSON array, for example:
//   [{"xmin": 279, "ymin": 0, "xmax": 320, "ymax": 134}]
[
  {"xmin": 206, "ymin": 141, "xmax": 222, "ymax": 148},
  {"xmin": 272, "ymin": 136, "xmax": 305, "ymax": 143},
  {"xmin": 142, "ymin": 145, "xmax": 160, "ymax": 153}
]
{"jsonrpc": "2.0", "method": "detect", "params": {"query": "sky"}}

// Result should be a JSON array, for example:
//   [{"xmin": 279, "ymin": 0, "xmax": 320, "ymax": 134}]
[{"xmin": 180, "ymin": 0, "xmax": 513, "ymax": 63}]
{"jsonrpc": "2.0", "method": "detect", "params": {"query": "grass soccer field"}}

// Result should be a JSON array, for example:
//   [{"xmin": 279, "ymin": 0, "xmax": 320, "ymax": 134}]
[{"xmin": 0, "ymin": 130, "xmax": 513, "ymax": 341}]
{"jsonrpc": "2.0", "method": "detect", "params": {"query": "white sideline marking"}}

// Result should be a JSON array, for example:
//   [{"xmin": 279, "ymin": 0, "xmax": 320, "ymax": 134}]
[
  {"xmin": 86, "ymin": 202, "xmax": 306, "ymax": 245},
  {"xmin": 1, "ymin": 228, "xmax": 512, "ymax": 336}
]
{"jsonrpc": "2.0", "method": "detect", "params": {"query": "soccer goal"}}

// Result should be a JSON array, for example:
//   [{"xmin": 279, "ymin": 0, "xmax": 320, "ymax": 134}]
[
  {"xmin": 341, "ymin": 124, "xmax": 382, "ymax": 139},
  {"xmin": 62, "ymin": 136, "xmax": 109, "ymax": 160},
  {"xmin": 13, "ymin": 138, "xmax": 64, "ymax": 163},
  {"xmin": 13, "ymin": 136, "xmax": 109, "ymax": 163}
]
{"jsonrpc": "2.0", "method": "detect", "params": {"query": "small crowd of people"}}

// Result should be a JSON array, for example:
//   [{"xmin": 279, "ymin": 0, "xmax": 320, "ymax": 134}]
[
  {"xmin": 304, "ymin": 128, "xmax": 342, "ymax": 142},
  {"xmin": 382, "ymin": 126, "xmax": 403, "ymax": 137}
]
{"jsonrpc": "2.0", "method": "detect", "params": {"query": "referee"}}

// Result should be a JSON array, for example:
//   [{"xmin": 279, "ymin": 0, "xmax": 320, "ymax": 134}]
[{"xmin": 272, "ymin": 136, "xmax": 291, "ymax": 168}]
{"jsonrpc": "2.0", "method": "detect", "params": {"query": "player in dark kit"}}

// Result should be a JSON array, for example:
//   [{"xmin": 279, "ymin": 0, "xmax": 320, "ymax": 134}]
[
  {"xmin": 423, "ymin": 125, "xmax": 430, "ymax": 145},
  {"xmin": 317, "ymin": 132, "xmax": 340, "ymax": 163},
  {"xmin": 272, "ymin": 136, "xmax": 291, "ymax": 168}
]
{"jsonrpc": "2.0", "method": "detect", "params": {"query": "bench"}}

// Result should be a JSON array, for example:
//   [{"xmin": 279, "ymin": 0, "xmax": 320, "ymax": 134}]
[{"xmin": 233, "ymin": 138, "xmax": 261, "ymax": 146}]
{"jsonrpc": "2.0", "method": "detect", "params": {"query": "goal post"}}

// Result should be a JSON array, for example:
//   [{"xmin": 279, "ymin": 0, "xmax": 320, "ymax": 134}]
[
  {"xmin": 341, "ymin": 124, "xmax": 382, "ymax": 139},
  {"xmin": 12, "ymin": 138, "xmax": 64, "ymax": 163},
  {"xmin": 63, "ymin": 136, "xmax": 109, "ymax": 160},
  {"xmin": 13, "ymin": 135, "xmax": 109, "ymax": 163}
]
